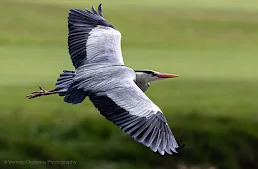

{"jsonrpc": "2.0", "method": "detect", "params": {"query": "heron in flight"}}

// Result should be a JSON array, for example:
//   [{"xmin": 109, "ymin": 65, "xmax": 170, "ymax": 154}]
[{"xmin": 27, "ymin": 4, "xmax": 182, "ymax": 155}]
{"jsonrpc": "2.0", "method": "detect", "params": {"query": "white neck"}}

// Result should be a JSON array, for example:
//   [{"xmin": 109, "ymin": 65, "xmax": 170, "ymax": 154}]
[
  {"xmin": 135, "ymin": 72, "xmax": 149, "ymax": 84},
  {"xmin": 135, "ymin": 72, "xmax": 158, "ymax": 92}
]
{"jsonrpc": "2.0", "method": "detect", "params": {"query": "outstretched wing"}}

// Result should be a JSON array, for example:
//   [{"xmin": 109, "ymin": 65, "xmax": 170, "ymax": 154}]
[
  {"xmin": 68, "ymin": 4, "xmax": 124, "ymax": 69},
  {"xmin": 87, "ymin": 80, "xmax": 179, "ymax": 155}
]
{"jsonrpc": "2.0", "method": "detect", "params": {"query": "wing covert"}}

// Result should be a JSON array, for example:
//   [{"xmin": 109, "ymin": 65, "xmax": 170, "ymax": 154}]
[{"xmin": 68, "ymin": 4, "xmax": 124, "ymax": 69}]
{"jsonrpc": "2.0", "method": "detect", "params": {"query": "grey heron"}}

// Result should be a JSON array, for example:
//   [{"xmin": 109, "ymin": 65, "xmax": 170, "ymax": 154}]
[{"xmin": 26, "ymin": 4, "xmax": 182, "ymax": 155}]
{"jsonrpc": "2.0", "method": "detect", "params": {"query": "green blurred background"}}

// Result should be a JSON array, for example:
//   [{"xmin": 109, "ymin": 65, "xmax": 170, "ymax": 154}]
[{"xmin": 1, "ymin": 0, "xmax": 258, "ymax": 169}]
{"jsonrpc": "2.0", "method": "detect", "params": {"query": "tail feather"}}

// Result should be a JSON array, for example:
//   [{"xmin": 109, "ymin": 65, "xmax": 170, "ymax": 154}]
[
  {"xmin": 55, "ymin": 70, "xmax": 75, "ymax": 95},
  {"xmin": 55, "ymin": 70, "xmax": 87, "ymax": 104}
]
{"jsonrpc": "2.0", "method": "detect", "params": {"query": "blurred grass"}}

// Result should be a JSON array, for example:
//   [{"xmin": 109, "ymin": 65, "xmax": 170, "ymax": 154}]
[
  {"xmin": 1, "ymin": 0, "xmax": 258, "ymax": 169},
  {"xmin": 2, "ymin": 0, "xmax": 258, "ymax": 49}
]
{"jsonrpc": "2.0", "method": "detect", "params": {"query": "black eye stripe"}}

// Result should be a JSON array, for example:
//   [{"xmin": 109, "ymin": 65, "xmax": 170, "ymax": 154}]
[{"xmin": 135, "ymin": 70, "xmax": 155, "ymax": 75}]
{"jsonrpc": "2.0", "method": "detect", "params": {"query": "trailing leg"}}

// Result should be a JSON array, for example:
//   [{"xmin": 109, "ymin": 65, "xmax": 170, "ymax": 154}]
[
  {"xmin": 26, "ymin": 86, "xmax": 58, "ymax": 99},
  {"xmin": 26, "ymin": 70, "xmax": 87, "ymax": 104}
]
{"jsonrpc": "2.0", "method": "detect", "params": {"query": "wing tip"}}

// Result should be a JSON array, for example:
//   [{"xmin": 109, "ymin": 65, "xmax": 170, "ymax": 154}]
[
  {"xmin": 176, "ymin": 143, "xmax": 185, "ymax": 152},
  {"xmin": 98, "ymin": 4, "xmax": 104, "ymax": 17},
  {"xmin": 69, "ymin": 4, "xmax": 104, "ymax": 17},
  {"xmin": 141, "ymin": 133, "xmax": 181, "ymax": 155},
  {"xmin": 91, "ymin": 5, "xmax": 98, "ymax": 14}
]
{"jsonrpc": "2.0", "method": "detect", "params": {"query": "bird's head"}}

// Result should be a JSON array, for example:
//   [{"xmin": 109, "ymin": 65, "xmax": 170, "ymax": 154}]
[{"xmin": 135, "ymin": 70, "xmax": 179, "ymax": 83}]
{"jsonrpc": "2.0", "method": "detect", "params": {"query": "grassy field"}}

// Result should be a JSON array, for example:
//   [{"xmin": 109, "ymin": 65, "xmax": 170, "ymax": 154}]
[{"xmin": 1, "ymin": 0, "xmax": 258, "ymax": 169}]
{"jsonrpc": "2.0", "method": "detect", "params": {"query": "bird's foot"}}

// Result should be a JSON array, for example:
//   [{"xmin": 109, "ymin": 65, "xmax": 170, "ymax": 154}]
[{"xmin": 26, "ymin": 86, "xmax": 54, "ymax": 99}]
